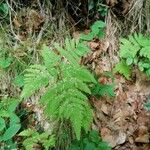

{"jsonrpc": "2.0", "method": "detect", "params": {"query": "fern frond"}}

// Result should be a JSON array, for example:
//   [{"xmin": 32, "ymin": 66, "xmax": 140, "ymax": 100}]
[
  {"xmin": 21, "ymin": 65, "xmax": 52, "ymax": 99},
  {"xmin": 114, "ymin": 60, "xmax": 131, "ymax": 79},
  {"xmin": 40, "ymin": 76, "xmax": 93, "ymax": 140},
  {"xmin": 119, "ymin": 36, "xmax": 140, "ymax": 59},
  {"xmin": 54, "ymin": 38, "xmax": 90, "ymax": 66},
  {"xmin": 140, "ymin": 46, "xmax": 150, "ymax": 59},
  {"xmin": 61, "ymin": 64, "xmax": 96, "ymax": 84},
  {"xmin": 41, "ymin": 45, "xmax": 60, "ymax": 75},
  {"xmin": 54, "ymin": 43, "xmax": 79, "ymax": 66},
  {"xmin": 134, "ymin": 33, "xmax": 150, "ymax": 47}
]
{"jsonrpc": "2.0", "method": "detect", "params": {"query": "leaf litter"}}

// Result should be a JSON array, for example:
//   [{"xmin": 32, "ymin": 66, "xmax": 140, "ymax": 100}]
[{"xmin": 81, "ymin": 27, "xmax": 150, "ymax": 150}]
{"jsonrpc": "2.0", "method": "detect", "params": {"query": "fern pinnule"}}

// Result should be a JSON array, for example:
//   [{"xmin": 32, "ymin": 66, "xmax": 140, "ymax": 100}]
[
  {"xmin": 120, "ymin": 37, "xmax": 140, "ymax": 58},
  {"xmin": 54, "ymin": 43, "xmax": 78, "ymax": 66},
  {"xmin": 61, "ymin": 64, "xmax": 96, "ymax": 84},
  {"xmin": 140, "ymin": 46, "xmax": 150, "ymax": 59}
]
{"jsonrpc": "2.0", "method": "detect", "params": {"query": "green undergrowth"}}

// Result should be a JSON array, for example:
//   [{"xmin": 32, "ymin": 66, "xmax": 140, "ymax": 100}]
[
  {"xmin": 0, "ymin": 98, "xmax": 21, "ymax": 149},
  {"xmin": 114, "ymin": 33, "xmax": 150, "ymax": 79},
  {"xmin": 19, "ymin": 128, "xmax": 55, "ymax": 150},
  {"xmin": 70, "ymin": 130, "xmax": 111, "ymax": 150},
  {"xmin": 92, "ymin": 71, "xmax": 115, "ymax": 98},
  {"xmin": 0, "ymin": 19, "xmax": 112, "ymax": 149},
  {"xmin": 20, "ymin": 20, "xmax": 112, "ymax": 149},
  {"xmin": 21, "ymin": 38, "xmax": 96, "ymax": 140}
]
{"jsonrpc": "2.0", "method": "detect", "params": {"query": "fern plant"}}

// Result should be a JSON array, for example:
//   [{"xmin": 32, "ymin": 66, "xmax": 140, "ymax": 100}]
[
  {"xmin": 19, "ymin": 128, "xmax": 55, "ymax": 150},
  {"xmin": 80, "ymin": 20, "xmax": 106, "ymax": 41},
  {"xmin": 114, "ymin": 33, "xmax": 150, "ymax": 79},
  {"xmin": 0, "ymin": 98, "xmax": 21, "ymax": 148},
  {"xmin": 21, "ymin": 38, "xmax": 97, "ymax": 140}
]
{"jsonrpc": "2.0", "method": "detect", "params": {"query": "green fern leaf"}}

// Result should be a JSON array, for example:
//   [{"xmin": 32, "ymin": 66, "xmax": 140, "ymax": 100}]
[
  {"xmin": 92, "ymin": 83, "xmax": 115, "ymax": 97},
  {"xmin": 65, "ymin": 38, "xmax": 80, "ymax": 61},
  {"xmin": 75, "ymin": 42, "xmax": 90, "ymax": 57},
  {"xmin": 82, "ymin": 105, "xmax": 93, "ymax": 132},
  {"xmin": 71, "ymin": 110, "xmax": 83, "ymax": 140},
  {"xmin": 22, "ymin": 37, "xmax": 95, "ymax": 140},
  {"xmin": 54, "ymin": 43, "xmax": 79, "ymax": 66},
  {"xmin": 21, "ymin": 65, "xmax": 51, "ymax": 99},
  {"xmin": 119, "ymin": 37, "xmax": 140, "ymax": 59},
  {"xmin": 62, "ymin": 64, "xmax": 96, "ymax": 84},
  {"xmin": 140, "ymin": 46, "xmax": 150, "ymax": 59},
  {"xmin": 42, "ymin": 45, "xmax": 60, "ymax": 75},
  {"xmin": 0, "ymin": 117, "xmax": 5, "ymax": 131},
  {"xmin": 134, "ymin": 33, "xmax": 150, "ymax": 46},
  {"xmin": 114, "ymin": 60, "xmax": 131, "ymax": 79}
]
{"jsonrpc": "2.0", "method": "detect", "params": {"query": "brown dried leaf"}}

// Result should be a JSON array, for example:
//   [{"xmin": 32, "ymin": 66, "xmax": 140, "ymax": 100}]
[
  {"xmin": 89, "ymin": 42, "xmax": 99, "ymax": 50},
  {"xmin": 135, "ymin": 134, "xmax": 150, "ymax": 143},
  {"xmin": 106, "ymin": 0, "xmax": 118, "ymax": 7},
  {"xmin": 13, "ymin": 17, "xmax": 21, "ymax": 28},
  {"xmin": 101, "ymin": 103, "xmax": 109, "ymax": 115}
]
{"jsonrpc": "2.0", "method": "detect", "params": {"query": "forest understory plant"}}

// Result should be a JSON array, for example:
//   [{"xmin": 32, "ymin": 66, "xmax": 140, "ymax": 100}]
[
  {"xmin": 19, "ymin": 128, "xmax": 55, "ymax": 150},
  {"xmin": 0, "ymin": 98, "xmax": 21, "ymax": 149},
  {"xmin": 114, "ymin": 33, "xmax": 150, "ymax": 79},
  {"xmin": 21, "ymin": 37, "xmax": 96, "ymax": 141}
]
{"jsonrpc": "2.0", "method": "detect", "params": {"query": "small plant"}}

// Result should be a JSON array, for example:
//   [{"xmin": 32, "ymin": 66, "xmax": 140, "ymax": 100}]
[
  {"xmin": 92, "ymin": 71, "xmax": 115, "ymax": 97},
  {"xmin": 80, "ymin": 20, "xmax": 106, "ymax": 41},
  {"xmin": 114, "ymin": 33, "xmax": 150, "ymax": 79},
  {"xmin": 21, "ymin": 38, "xmax": 97, "ymax": 140},
  {"xmin": 19, "ymin": 128, "xmax": 55, "ymax": 150},
  {"xmin": 70, "ymin": 130, "xmax": 111, "ymax": 150},
  {"xmin": 0, "ymin": 98, "xmax": 21, "ymax": 149}
]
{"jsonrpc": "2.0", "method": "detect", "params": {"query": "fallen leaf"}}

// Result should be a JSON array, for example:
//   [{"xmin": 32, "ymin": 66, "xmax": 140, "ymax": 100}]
[
  {"xmin": 101, "ymin": 103, "xmax": 109, "ymax": 115},
  {"xmin": 89, "ymin": 41, "xmax": 99, "ymax": 50},
  {"xmin": 101, "ymin": 127, "xmax": 117, "ymax": 148},
  {"xmin": 106, "ymin": 0, "xmax": 118, "ymax": 7},
  {"xmin": 13, "ymin": 17, "xmax": 21, "ymax": 28},
  {"xmin": 135, "ymin": 134, "xmax": 149, "ymax": 143}
]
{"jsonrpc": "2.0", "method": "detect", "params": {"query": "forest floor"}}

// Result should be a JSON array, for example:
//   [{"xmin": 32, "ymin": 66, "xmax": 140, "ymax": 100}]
[
  {"xmin": 85, "ymin": 37, "xmax": 150, "ymax": 150},
  {"xmin": 0, "ymin": 0, "xmax": 150, "ymax": 149}
]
